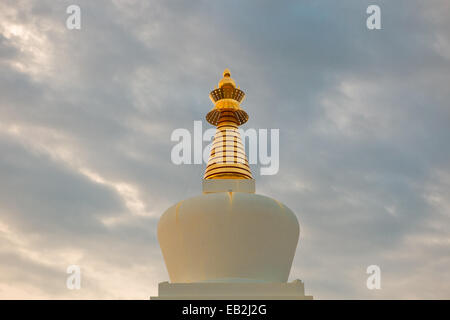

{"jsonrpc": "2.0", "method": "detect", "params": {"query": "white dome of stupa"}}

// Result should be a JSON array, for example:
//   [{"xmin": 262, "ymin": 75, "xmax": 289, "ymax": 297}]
[{"xmin": 158, "ymin": 191, "xmax": 299, "ymax": 283}]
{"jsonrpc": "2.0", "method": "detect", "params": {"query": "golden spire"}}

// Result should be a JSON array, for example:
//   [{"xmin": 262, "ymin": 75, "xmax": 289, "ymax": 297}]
[{"xmin": 204, "ymin": 69, "xmax": 253, "ymax": 180}]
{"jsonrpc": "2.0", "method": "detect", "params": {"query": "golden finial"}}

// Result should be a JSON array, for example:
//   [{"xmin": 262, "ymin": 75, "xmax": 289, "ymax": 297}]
[
  {"xmin": 218, "ymin": 68, "xmax": 236, "ymax": 88},
  {"xmin": 204, "ymin": 69, "xmax": 252, "ymax": 180},
  {"xmin": 207, "ymin": 69, "xmax": 247, "ymax": 126}
]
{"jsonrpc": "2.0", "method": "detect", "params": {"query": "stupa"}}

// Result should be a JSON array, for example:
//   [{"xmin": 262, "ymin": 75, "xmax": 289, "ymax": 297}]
[{"xmin": 152, "ymin": 69, "xmax": 312, "ymax": 299}]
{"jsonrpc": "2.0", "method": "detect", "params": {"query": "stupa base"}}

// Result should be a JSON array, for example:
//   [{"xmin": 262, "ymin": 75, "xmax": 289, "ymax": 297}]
[{"xmin": 151, "ymin": 279, "xmax": 313, "ymax": 300}]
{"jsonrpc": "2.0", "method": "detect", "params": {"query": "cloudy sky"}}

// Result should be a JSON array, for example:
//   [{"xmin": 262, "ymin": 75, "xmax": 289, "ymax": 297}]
[{"xmin": 0, "ymin": 0, "xmax": 449, "ymax": 299}]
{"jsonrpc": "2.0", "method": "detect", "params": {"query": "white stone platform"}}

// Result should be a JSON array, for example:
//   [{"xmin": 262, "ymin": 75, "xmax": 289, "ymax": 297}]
[{"xmin": 151, "ymin": 279, "xmax": 313, "ymax": 300}]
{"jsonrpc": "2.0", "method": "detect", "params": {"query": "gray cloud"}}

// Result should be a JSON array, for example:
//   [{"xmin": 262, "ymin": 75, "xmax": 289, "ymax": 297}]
[{"xmin": 0, "ymin": 0, "xmax": 449, "ymax": 298}]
